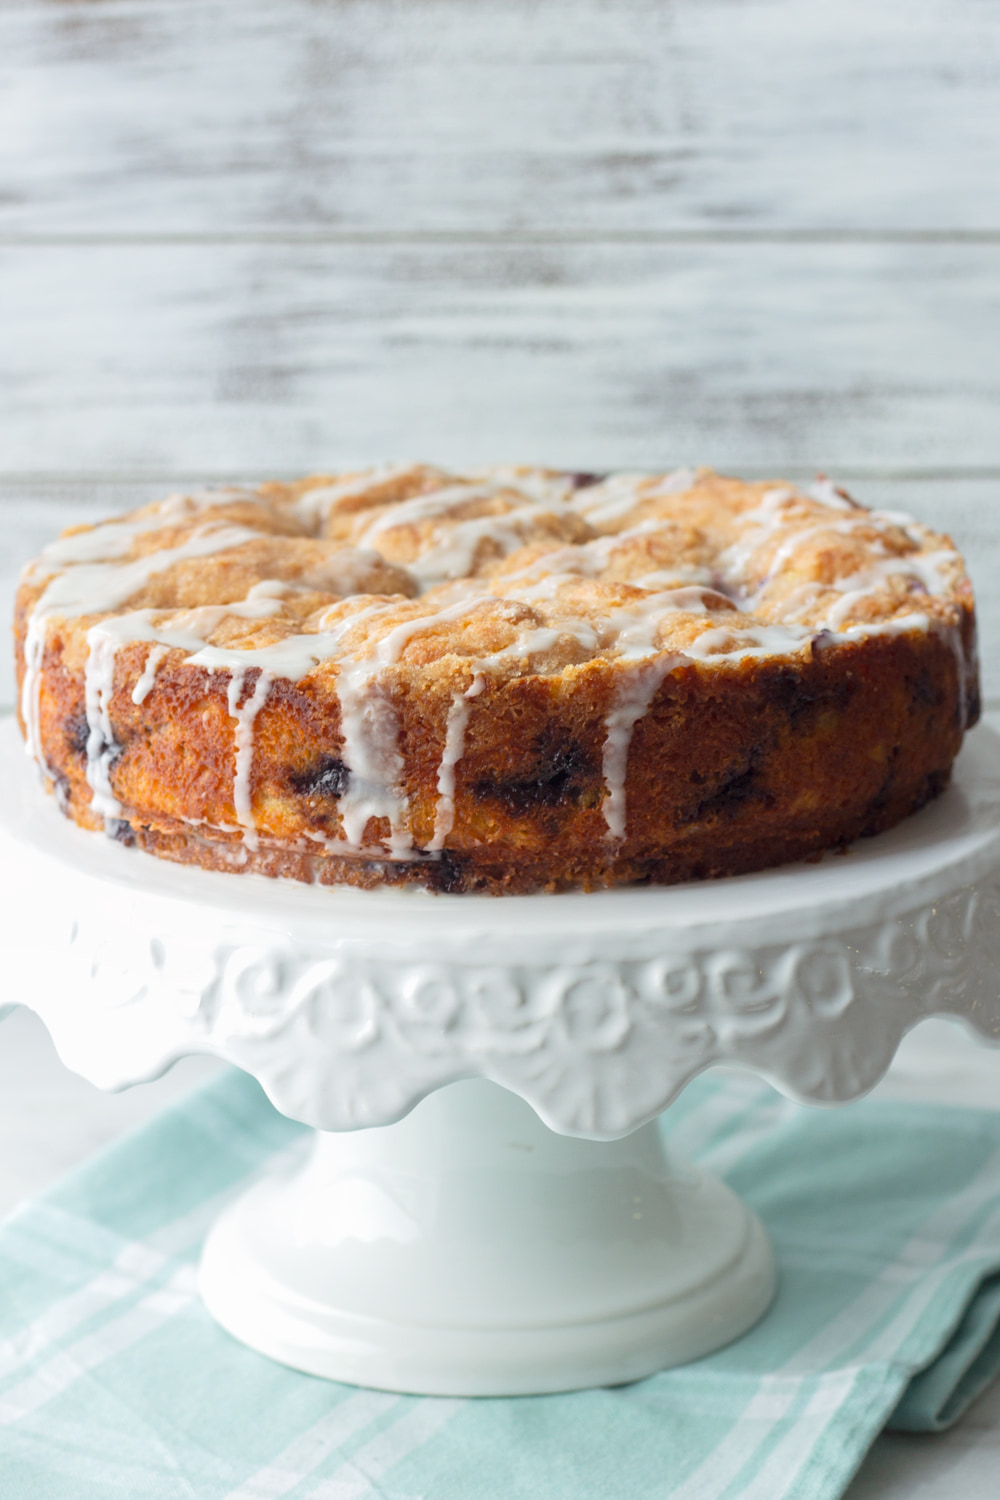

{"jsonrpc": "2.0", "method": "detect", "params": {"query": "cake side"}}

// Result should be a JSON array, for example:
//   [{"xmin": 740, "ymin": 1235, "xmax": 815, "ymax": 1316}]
[{"xmin": 13, "ymin": 466, "xmax": 979, "ymax": 894}]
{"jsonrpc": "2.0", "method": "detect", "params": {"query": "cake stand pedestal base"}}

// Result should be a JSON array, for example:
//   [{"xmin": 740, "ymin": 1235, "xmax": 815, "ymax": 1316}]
[{"xmin": 199, "ymin": 1079, "xmax": 775, "ymax": 1395}]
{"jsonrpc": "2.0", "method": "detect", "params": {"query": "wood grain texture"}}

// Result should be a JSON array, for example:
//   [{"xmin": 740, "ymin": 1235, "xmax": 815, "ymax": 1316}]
[
  {"xmin": 1, "ymin": 0, "xmax": 998, "ymax": 236},
  {"xmin": 3, "ymin": 477, "xmax": 998, "ymax": 711},
  {"xmin": 2, "ymin": 240, "xmax": 999, "ymax": 476}
]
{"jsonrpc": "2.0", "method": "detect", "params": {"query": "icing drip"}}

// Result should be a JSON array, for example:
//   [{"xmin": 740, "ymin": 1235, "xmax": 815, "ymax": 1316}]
[
  {"xmin": 226, "ymin": 669, "xmax": 273, "ymax": 851},
  {"xmin": 83, "ymin": 626, "xmax": 123, "ymax": 821},
  {"xmin": 602, "ymin": 660, "xmax": 677, "ymax": 841},
  {"xmin": 429, "ymin": 692, "xmax": 472, "ymax": 851},
  {"xmin": 335, "ymin": 659, "xmax": 413, "ymax": 856},
  {"xmin": 131, "ymin": 644, "xmax": 170, "ymax": 706},
  {"xmin": 20, "ymin": 617, "xmax": 47, "ymax": 765}
]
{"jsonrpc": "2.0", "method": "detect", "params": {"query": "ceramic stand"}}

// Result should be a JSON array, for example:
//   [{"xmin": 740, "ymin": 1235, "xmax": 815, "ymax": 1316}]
[
  {"xmin": 199, "ymin": 1078, "xmax": 774, "ymax": 1394},
  {"xmin": 4, "ymin": 720, "xmax": 1000, "ymax": 1394}
]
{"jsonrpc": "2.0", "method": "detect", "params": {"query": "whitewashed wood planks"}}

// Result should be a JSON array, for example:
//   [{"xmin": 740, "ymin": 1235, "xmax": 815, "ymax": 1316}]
[
  {"xmin": 2, "ymin": 241, "xmax": 999, "ymax": 476},
  {"xmin": 1, "ymin": 0, "xmax": 998, "ymax": 234}
]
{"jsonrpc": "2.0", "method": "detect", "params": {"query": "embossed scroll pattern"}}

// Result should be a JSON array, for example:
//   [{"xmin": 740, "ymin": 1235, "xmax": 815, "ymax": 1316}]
[{"xmin": 48, "ymin": 879, "xmax": 1000, "ymax": 1138}]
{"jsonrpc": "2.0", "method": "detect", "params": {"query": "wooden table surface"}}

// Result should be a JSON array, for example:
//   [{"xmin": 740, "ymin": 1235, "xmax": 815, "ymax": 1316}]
[{"xmin": 2, "ymin": 1, "xmax": 1000, "ymax": 1493}]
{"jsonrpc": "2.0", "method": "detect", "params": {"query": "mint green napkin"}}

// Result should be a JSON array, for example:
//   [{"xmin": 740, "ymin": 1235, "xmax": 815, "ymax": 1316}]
[{"xmin": 2, "ymin": 1069, "xmax": 1000, "ymax": 1499}]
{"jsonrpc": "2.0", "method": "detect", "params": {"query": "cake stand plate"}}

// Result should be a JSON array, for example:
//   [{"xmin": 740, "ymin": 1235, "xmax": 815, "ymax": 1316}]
[{"xmin": 3, "ymin": 719, "xmax": 1000, "ymax": 1394}]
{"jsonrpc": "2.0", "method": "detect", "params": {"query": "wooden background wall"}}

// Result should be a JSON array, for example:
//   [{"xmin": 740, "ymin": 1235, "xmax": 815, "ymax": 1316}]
[{"xmin": 2, "ymin": 0, "xmax": 998, "ymax": 708}]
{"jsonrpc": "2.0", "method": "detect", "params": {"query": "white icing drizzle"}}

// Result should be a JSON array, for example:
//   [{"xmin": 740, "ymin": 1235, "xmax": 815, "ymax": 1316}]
[
  {"xmin": 751, "ymin": 521, "xmax": 837, "ymax": 593},
  {"xmin": 20, "ymin": 619, "xmax": 48, "ymax": 765},
  {"xmin": 334, "ymin": 658, "xmax": 413, "ymax": 856},
  {"xmin": 293, "ymin": 464, "xmax": 435, "ymax": 528},
  {"xmin": 809, "ymin": 478, "xmax": 856, "ymax": 512},
  {"xmin": 569, "ymin": 469, "xmax": 696, "ymax": 526},
  {"xmin": 587, "ymin": 589, "xmax": 714, "ymax": 660},
  {"xmin": 686, "ymin": 622, "xmax": 812, "ymax": 662},
  {"xmin": 299, "ymin": 547, "xmax": 404, "ymax": 597},
  {"xmin": 131, "ymin": 644, "xmax": 170, "ymax": 706},
  {"xmin": 429, "ymin": 692, "xmax": 472, "ymax": 851},
  {"xmin": 713, "ymin": 489, "xmax": 797, "ymax": 584},
  {"xmin": 375, "ymin": 593, "xmax": 500, "ymax": 664},
  {"xmin": 358, "ymin": 482, "xmax": 503, "ymax": 537},
  {"xmin": 226, "ymin": 668, "xmax": 273, "ymax": 851},
  {"xmin": 467, "ymin": 466, "xmax": 578, "ymax": 504},
  {"xmin": 88, "ymin": 602, "xmax": 284, "ymax": 669},
  {"xmin": 821, "ymin": 550, "xmax": 960, "ymax": 629},
  {"xmin": 403, "ymin": 506, "xmax": 555, "ymax": 591},
  {"xmin": 628, "ymin": 571, "xmax": 716, "ymax": 594},
  {"xmin": 356, "ymin": 482, "xmax": 560, "ymax": 591},
  {"xmin": 496, "ymin": 518, "xmax": 668, "ymax": 590},
  {"xmin": 737, "ymin": 487, "xmax": 797, "ymax": 525},
  {"xmin": 83, "ymin": 626, "xmax": 123, "ymax": 821},
  {"xmin": 602, "ymin": 660, "xmax": 678, "ymax": 842},
  {"xmin": 21, "ymin": 490, "xmax": 257, "ymax": 583},
  {"xmin": 836, "ymin": 610, "xmax": 936, "ymax": 641}
]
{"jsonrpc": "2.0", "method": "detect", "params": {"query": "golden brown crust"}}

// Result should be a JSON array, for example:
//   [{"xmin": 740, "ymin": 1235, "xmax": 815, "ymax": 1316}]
[{"xmin": 14, "ymin": 466, "xmax": 979, "ymax": 895}]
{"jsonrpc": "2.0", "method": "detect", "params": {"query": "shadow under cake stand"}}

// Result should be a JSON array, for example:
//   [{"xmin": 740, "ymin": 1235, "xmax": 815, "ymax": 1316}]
[{"xmin": 3, "ymin": 718, "xmax": 1000, "ymax": 1396}]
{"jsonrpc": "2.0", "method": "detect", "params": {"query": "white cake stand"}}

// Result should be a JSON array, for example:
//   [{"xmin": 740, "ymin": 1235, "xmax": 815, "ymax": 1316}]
[{"xmin": 3, "ymin": 719, "xmax": 1000, "ymax": 1396}]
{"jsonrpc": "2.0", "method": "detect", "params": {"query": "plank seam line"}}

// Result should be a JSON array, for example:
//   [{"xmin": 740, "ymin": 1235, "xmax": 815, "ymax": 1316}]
[{"xmin": 1, "ymin": 230, "xmax": 999, "ymax": 247}]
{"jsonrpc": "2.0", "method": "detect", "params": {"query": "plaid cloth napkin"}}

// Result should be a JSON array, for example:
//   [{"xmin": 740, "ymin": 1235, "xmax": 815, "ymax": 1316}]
[{"xmin": 2, "ymin": 1069, "xmax": 1000, "ymax": 1500}]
